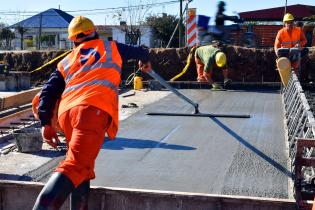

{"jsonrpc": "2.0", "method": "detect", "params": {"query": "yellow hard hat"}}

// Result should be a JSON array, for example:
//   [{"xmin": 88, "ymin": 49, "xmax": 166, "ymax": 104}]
[
  {"xmin": 68, "ymin": 16, "xmax": 95, "ymax": 41},
  {"xmin": 283, "ymin": 13, "xmax": 294, "ymax": 22},
  {"xmin": 215, "ymin": 52, "xmax": 226, "ymax": 67}
]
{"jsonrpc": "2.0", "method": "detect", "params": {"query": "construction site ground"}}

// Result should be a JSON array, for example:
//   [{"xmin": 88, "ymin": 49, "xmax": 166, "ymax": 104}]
[{"xmin": 0, "ymin": 88, "xmax": 293, "ymax": 201}]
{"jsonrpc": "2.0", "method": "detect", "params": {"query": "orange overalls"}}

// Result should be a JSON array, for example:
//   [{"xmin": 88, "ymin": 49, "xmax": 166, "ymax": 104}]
[
  {"xmin": 55, "ymin": 39, "xmax": 122, "ymax": 187},
  {"xmin": 274, "ymin": 26, "xmax": 307, "ymax": 71}
]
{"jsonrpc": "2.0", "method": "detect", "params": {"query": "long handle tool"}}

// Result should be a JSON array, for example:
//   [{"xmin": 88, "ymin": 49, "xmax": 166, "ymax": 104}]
[
  {"xmin": 148, "ymin": 69, "xmax": 199, "ymax": 114},
  {"xmin": 146, "ymin": 69, "xmax": 250, "ymax": 118}
]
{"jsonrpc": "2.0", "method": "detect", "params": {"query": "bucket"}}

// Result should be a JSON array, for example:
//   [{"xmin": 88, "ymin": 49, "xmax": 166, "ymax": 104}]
[
  {"xmin": 134, "ymin": 76, "xmax": 143, "ymax": 90},
  {"xmin": 276, "ymin": 57, "xmax": 291, "ymax": 86},
  {"xmin": 14, "ymin": 128, "xmax": 43, "ymax": 153}
]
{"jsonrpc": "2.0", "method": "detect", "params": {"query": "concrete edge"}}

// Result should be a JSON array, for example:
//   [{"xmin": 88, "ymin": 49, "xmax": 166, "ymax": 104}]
[{"xmin": 0, "ymin": 180, "xmax": 297, "ymax": 210}]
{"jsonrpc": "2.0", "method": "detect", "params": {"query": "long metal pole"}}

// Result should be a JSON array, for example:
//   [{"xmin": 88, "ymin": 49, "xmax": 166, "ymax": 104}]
[
  {"xmin": 166, "ymin": 1, "xmax": 189, "ymax": 48},
  {"xmin": 147, "ymin": 69, "xmax": 199, "ymax": 113},
  {"xmin": 284, "ymin": 0, "xmax": 287, "ymax": 15},
  {"xmin": 38, "ymin": 13, "xmax": 42, "ymax": 50},
  {"xmin": 184, "ymin": 1, "xmax": 188, "ymax": 46},
  {"xmin": 179, "ymin": 0, "xmax": 183, "ymax": 47}
]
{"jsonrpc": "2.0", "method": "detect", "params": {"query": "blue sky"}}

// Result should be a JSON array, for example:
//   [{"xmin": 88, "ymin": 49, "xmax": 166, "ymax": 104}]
[{"xmin": 1, "ymin": 0, "xmax": 314, "ymax": 25}]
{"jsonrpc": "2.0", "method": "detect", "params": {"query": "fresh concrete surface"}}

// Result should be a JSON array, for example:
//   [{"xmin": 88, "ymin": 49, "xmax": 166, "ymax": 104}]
[
  {"xmin": 93, "ymin": 89, "xmax": 291, "ymax": 199},
  {"xmin": 0, "ymin": 89, "xmax": 292, "ymax": 200},
  {"xmin": 0, "ymin": 90, "xmax": 170, "ymax": 180}
]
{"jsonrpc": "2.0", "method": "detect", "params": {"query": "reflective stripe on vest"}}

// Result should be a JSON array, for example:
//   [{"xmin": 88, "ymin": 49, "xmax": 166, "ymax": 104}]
[
  {"xmin": 63, "ymin": 79, "xmax": 118, "ymax": 95},
  {"xmin": 281, "ymin": 40, "xmax": 300, "ymax": 46},
  {"xmin": 60, "ymin": 57, "xmax": 71, "ymax": 75},
  {"xmin": 64, "ymin": 41, "xmax": 121, "ymax": 83}
]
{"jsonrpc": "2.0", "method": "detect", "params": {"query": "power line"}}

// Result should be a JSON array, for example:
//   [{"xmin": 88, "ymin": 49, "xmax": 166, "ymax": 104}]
[{"xmin": 0, "ymin": 0, "xmax": 179, "ymax": 15}]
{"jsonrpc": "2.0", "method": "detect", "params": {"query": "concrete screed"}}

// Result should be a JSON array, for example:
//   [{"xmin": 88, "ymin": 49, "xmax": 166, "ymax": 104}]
[{"xmin": 0, "ymin": 89, "xmax": 292, "ymax": 200}]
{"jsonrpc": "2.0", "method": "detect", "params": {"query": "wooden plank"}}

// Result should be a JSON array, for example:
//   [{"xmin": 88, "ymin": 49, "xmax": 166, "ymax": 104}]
[{"xmin": 0, "ymin": 87, "xmax": 41, "ymax": 110}]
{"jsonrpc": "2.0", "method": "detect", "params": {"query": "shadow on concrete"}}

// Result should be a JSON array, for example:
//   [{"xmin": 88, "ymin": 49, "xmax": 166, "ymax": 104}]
[
  {"xmin": 102, "ymin": 137, "xmax": 196, "ymax": 151},
  {"xmin": 28, "ymin": 149, "xmax": 66, "ymax": 158},
  {"xmin": 210, "ymin": 117, "xmax": 292, "ymax": 178},
  {"xmin": 0, "ymin": 173, "xmax": 32, "ymax": 181}
]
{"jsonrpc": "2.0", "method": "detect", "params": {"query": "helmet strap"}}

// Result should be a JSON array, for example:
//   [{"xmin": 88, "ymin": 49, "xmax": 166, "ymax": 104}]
[{"xmin": 74, "ymin": 31, "xmax": 97, "ymax": 44}]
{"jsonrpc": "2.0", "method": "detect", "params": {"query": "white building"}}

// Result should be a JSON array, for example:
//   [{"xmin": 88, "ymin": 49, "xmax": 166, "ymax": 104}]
[
  {"xmin": 97, "ymin": 25, "xmax": 154, "ymax": 48},
  {"xmin": 10, "ymin": 8, "xmax": 154, "ymax": 50},
  {"xmin": 10, "ymin": 8, "xmax": 74, "ymax": 50}
]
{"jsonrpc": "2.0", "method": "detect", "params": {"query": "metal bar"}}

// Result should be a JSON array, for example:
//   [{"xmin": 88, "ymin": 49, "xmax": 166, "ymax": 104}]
[
  {"xmin": 146, "ymin": 112, "xmax": 250, "ymax": 118},
  {"xmin": 20, "ymin": 118, "xmax": 38, "ymax": 121},
  {"xmin": 147, "ymin": 69, "xmax": 199, "ymax": 113},
  {"xmin": 0, "ymin": 126, "xmax": 17, "ymax": 129},
  {"xmin": 10, "ymin": 122, "xmax": 25, "ymax": 125}
]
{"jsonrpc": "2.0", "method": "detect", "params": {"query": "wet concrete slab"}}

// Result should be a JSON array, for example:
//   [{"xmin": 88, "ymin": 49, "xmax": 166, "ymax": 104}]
[
  {"xmin": 93, "ymin": 89, "xmax": 291, "ymax": 199},
  {"xmin": 0, "ymin": 90, "xmax": 169, "ymax": 181}
]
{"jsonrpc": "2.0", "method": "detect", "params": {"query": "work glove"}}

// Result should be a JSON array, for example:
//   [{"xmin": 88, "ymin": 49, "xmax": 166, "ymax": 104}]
[
  {"xmin": 138, "ymin": 60, "xmax": 152, "ymax": 73},
  {"xmin": 41, "ymin": 125, "xmax": 60, "ymax": 148},
  {"xmin": 203, "ymin": 72, "xmax": 214, "ymax": 84}
]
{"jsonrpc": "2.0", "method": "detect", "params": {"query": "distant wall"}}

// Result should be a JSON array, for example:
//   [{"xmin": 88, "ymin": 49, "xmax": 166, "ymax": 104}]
[{"xmin": 230, "ymin": 25, "xmax": 314, "ymax": 48}]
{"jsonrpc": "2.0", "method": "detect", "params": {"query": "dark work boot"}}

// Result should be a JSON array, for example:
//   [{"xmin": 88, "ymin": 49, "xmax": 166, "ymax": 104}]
[
  {"xmin": 33, "ymin": 172, "xmax": 75, "ymax": 210},
  {"xmin": 70, "ymin": 180, "xmax": 90, "ymax": 210}
]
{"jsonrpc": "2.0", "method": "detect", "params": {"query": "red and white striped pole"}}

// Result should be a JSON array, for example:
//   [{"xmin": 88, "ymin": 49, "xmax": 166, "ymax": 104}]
[{"xmin": 186, "ymin": 8, "xmax": 197, "ymax": 46}]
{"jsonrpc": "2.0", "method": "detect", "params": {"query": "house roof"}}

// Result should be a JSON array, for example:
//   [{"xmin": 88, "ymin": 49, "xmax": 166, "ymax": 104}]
[
  {"xmin": 239, "ymin": 4, "xmax": 315, "ymax": 21},
  {"xmin": 10, "ymin": 8, "xmax": 74, "ymax": 28}
]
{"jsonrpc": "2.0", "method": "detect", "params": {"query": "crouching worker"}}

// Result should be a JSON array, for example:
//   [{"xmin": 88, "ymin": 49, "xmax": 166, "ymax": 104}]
[
  {"xmin": 32, "ymin": 16, "xmax": 151, "ymax": 210},
  {"xmin": 195, "ymin": 44, "xmax": 231, "ymax": 89}
]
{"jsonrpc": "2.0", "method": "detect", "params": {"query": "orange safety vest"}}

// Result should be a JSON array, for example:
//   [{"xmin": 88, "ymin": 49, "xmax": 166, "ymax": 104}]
[
  {"xmin": 275, "ymin": 26, "xmax": 307, "ymax": 50},
  {"xmin": 57, "ymin": 39, "xmax": 122, "ymax": 139}
]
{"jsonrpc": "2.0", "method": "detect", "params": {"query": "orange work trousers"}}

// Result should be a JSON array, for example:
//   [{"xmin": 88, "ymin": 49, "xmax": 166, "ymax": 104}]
[
  {"xmin": 195, "ymin": 56, "xmax": 212, "ymax": 82},
  {"xmin": 56, "ymin": 105, "xmax": 110, "ymax": 187}
]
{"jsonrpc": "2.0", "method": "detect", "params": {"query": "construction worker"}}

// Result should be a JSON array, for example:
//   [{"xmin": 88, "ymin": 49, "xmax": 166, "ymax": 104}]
[
  {"xmin": 274, "ymin": 13, "xmax": 308, "ymax": 75},
  {"xmin": 32, "ymin": 16, "xmax": 151, "ymax": 210},
  {"xmin": 213, "ymin": 1, "xmax": 242, "ymax": 42},
  {"xmin": 215, "ymin": 1, "xmax": 240, "ymax": 28},
  {"xmin": 195, "ymin": 44, "xmax": 231, "ymax": 88}
]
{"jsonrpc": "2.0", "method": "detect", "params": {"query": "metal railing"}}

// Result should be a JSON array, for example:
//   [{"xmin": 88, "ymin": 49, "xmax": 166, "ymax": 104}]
[{"xmin": 282, "ymin": 71, "xmax": 315, "ymax": 207}]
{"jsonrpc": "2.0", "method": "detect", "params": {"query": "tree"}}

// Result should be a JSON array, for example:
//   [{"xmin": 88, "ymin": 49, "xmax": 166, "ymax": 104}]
[
  {"xmin": 113, "ymin": 0, "xmax": 153, "ymax": 45},
  {"xmin": 0, "ymin": 28, "xmax": 15, "ymax": 50},
  {"xmin": 16, "ymin": 25, "xmax": 28, "ymax": 50},
  {"xmin": 145, "ymin": 13, "xmax": 180, "ymax": 47}
]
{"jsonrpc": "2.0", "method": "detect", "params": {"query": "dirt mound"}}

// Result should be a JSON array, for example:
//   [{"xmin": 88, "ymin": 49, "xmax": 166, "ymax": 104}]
[{"xmin": 0, "ymin": 46, "xmax": 314, "ymax": 84}]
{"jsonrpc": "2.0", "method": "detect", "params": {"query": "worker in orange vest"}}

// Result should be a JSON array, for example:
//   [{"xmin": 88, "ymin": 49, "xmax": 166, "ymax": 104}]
[
  {"xmin": 274, "ymin": 13, "xmax": 308, "ymax": 75},
  {"xmin": 33, "ymin": 16, "xmax": 151, "ymax": 210}
]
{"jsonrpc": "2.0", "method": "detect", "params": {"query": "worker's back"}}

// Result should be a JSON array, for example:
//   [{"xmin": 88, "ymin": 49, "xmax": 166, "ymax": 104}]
[{"xmin": 58, "ymin": 39, "xmax": 122, "ymax": 139}]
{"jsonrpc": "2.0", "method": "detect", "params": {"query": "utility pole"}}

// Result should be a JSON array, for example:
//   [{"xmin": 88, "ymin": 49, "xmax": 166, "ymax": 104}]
[
  {"xmin": 284, "ymin": 0, "xmax": 287, "ymax": 15},
  {"xmin": 179, "ymin": 0, "xmax": 183, "ymax": 47},
  {"xmin": 38, "ymin": 13, "xmax": 42, "ymax": 50}
]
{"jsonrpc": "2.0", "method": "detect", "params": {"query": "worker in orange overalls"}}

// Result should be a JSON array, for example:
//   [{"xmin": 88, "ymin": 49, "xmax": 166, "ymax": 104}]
[
  {"xmin": 274, "ymin": 13, "xmax": 308, "ymax": 75},
  {"xmin": 195, "ymin": 44, "xmax": 231, "ymax": 89},
  {"xmin": 33, "ymin": 16, "xmax": 151, "ymax": 210}
]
